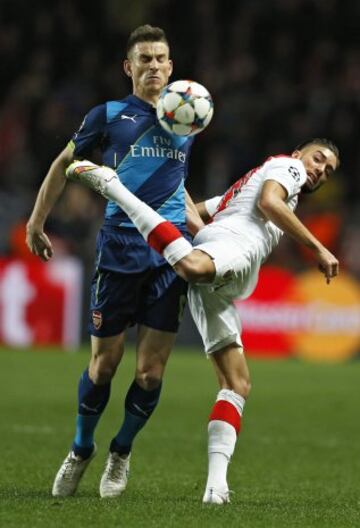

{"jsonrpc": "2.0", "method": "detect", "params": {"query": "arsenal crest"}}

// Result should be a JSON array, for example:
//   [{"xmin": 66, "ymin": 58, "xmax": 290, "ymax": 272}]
[{"xmin": 92, "ymin": 310, "xmax": 103, "ymax": 330}]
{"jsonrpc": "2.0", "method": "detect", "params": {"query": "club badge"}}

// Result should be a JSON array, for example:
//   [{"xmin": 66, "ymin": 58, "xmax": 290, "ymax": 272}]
[{"xmin": 92, "ymin": 310, "xmax": 103, "ymax": 330}]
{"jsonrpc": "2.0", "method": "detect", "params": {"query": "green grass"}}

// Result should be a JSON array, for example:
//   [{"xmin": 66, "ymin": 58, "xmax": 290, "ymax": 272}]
[{"xmin": 0, "ymin": 347, "xmax": 359, "ymax": 527}]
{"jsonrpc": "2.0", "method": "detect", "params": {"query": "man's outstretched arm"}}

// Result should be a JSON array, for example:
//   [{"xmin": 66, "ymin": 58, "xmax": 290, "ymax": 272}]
[
  {"xmin": 257, "ymin": 180, "xmax": 339, "ymax": 283},
  {"xmin": 26, "ymin": 145, "xmax": 75, "ymax": 261}
]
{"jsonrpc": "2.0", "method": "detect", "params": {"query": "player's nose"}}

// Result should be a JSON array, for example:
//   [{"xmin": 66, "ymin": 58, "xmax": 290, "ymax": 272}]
[
  {"xmin": 314, "ymin": 165, "xmax": 322, "ymax": 177},
  {"xmin": 149, "ymin": 58, "xmax": 159, "ymax": 69}
]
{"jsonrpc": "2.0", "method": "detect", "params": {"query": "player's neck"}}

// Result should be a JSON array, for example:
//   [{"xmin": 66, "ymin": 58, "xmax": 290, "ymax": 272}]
[{"xmin": 133, "ymin": 89, "xmax": 158, "ymax": 108}]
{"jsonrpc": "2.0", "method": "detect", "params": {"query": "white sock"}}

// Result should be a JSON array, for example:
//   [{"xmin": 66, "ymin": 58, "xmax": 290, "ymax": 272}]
[
  {"xmin": 216, "ymin": 389, "xmax": 245, "ymax": 415},
  {"xmin": 206, "ymin": 452, "xmax": 230, "ymax": 491},
  {"xmin": 96, "ymin": 167, "xmax": 193, "ymax": 265},
  {"xmin": 206, "ymin": 421, "xmax": 236, "ymax": 490},
  {"xmin": 103, "ymin": 173, "xmax": 167, "ymax": 237},
  {"xmin": 205, "ymin": 389, "xmax": 246, "ymax": 491}
]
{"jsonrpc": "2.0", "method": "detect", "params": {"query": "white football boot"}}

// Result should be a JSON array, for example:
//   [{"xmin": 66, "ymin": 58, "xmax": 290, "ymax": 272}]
[
  {"xmin": 66, "ymin": 160, "xmax": 117, "ymax": 198},
  {"xmin": 202, "ymin": 487, "xmax": 231, "ymax": 505},
  {"xmin": 52, "ymin": 445, "xmax": 97, "ymax": 497},
  {"xmin": 99, "ymin": 452, "xmax": 131, "ymax": 498}
]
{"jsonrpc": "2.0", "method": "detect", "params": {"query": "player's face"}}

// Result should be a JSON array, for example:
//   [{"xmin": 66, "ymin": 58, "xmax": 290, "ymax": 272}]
[
  {"xmin": 124, "ymin": 41, "xmax": 173, "ymax": 102},
  {"xmin": 293, "ymin": 145, "xmax": 338, "ymax": 193}
]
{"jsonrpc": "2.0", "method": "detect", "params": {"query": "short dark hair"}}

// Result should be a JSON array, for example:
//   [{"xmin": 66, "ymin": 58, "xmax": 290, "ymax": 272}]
[
  {"xmin": 295, "ymin": 138, "xmax": 340, "ymax": 167},
  {"xmin": 126, "ymin": 25, "xmax": 169, "ymax": 56}
]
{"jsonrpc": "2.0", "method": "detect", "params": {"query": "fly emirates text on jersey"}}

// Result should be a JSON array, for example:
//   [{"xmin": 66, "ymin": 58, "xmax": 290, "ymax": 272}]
[{"xmin": 130, "ymin": 135, "xmax": 187, "ymax": 163}]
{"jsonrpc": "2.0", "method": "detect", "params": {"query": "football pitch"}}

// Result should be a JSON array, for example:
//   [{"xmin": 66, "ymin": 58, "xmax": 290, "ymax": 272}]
[{"xmin": 0, "ymin": 347, "xmax": 359, "ymax": 528}]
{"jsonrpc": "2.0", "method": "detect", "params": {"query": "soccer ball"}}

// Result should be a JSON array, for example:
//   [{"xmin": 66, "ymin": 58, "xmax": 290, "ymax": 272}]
[{"xmin": 156, "ymin": 80, "xmax": 214, "ymax": 136}]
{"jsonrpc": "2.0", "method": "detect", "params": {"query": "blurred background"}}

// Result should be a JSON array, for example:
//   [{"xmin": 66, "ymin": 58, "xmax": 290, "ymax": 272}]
[{"xmin": 0, "ymin": 0, "xmax": 359, "ymax": 360}]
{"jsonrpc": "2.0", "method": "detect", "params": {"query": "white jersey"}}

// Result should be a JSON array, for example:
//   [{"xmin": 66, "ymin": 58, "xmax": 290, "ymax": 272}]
[
  {"xmin": 189, "ymin": 155, "xmax": 307, "ymax": 354},
  {"xmin": 205, "ymin": 155, "xmax": 307, "ymax": 263}
]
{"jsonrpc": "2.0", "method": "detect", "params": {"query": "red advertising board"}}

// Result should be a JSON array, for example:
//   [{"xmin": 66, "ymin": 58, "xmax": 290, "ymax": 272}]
[
  {"xmin": 0, "ymin": 257, "xmax": 83, "ymax": 348},
  {"xmin": 235, "ymin": 266, "xmax": 360, "ymax": 362}
]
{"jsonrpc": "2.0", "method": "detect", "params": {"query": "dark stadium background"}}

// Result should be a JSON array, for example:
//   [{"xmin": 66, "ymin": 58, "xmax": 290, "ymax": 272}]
[
  {"xmin": 0, "ymin": 0, "xmax": 359, "ymax": 348},
  {"xmin": 1, "ymin": 3, "xmax": 360, "ymax": 526}
]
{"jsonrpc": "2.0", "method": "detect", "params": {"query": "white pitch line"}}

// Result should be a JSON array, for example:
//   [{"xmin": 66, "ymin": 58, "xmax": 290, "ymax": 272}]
[{"xmin": 11, "ymin": 424, "xmax": 55, "ymax": 434}]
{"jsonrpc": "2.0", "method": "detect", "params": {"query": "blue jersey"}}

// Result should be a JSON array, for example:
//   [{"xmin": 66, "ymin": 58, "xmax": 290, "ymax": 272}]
[{"xmin": 70, "ymin": 95, "xmax": 194, "ymax": 228}]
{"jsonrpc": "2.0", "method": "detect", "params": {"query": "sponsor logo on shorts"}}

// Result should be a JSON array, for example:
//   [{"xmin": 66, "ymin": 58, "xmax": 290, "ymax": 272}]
[{"xmin": 92, "ymin": 310, "xmax": 103, "ymax": 330}]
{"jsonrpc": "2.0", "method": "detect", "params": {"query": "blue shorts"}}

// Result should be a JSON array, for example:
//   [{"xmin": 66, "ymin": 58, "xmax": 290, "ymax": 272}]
[{"xmin": 88, "ymin": 226, "xmax": 189, "ymax": 336}]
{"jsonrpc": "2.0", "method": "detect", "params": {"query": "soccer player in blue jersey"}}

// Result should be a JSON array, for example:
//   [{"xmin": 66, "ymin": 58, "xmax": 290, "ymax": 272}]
[{"xmin": 26, "ymin": 25, "xmax": 203, "ymax": 498}]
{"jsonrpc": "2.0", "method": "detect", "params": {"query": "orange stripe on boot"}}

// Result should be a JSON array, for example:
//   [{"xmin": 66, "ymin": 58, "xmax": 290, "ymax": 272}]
[{"xmin": 209, "ymin": 400, "xmax": 241, "ymax": 434}]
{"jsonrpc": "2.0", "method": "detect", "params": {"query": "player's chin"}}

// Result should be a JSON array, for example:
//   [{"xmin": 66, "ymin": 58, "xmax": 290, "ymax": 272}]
[
  {"xmin": 147, "ymin": 83, "xmax": 166, "ymax": 96},
  {"xmin": 302, "ymin": 182, "xmax": 318, "ymax": 194},
  {"xmin": 146, "ymin": 77, "xmax": 165, "ymax": 88}
]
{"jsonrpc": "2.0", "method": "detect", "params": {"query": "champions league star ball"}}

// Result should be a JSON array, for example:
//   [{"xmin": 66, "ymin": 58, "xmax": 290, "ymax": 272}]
[{"xmin": 156, "ymin": 80, "xmax": 214, "ymax": 136}]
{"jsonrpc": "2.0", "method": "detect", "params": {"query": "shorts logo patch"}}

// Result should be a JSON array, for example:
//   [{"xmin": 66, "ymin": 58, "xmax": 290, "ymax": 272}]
[{"xmin": 92, "ymin": 310, "xmax": 103, "ymax": 330}]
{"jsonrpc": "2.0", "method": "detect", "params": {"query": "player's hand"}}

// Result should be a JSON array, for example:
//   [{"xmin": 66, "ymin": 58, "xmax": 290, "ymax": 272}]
[
  {"xmin": 315, "ymin": 246, "xmax": 339, "ymax": 284},
  {"xmin": 26, "ymin": 226, "xmax": 54, "ymax": 261}
]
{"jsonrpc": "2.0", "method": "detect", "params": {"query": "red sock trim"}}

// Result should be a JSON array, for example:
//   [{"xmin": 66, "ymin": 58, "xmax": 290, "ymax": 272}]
[
  {"xmin": 147, "ymin": 221, "xmax": 183, "ymax": 254},
  {"xmin": 209, "ymin": 400, "xmax": 241, "ymax": 434}
]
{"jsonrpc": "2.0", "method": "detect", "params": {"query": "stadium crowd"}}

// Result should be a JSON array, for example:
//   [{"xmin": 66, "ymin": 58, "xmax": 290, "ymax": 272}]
[{"xmin": 1, "ymin": 0, "xmax": 359, "ymax": 280}]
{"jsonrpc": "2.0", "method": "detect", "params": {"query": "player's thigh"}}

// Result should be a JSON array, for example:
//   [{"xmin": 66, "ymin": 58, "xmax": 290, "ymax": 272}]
[
  {"xmin": 89, "ymin": 226, "xmax": 157, "ymax": 337},
  {"xmin": 188, "ymin": 284, "xmax": 243, "ymax": 355},
  {"xmin": 89, "ymin": 268, "xmax": 146, "ymax": 337},
  {"xmin": 137, "ymin": 266, "xmax": 188, "ymax": 334},
  {"xmin": 91, "ymin": 333, "xmax": 125, "ymax": 362},
  {"xmin": 174, "ymin": 249, "xmax": 216, "ymax": 283},
  {"xmin": 210, "ymin": 344, "xmax": 251, "ymax": 398},
  {"xmin": 135, "ymin": 326, "xmax": 177, "ymax": 388},
  {"xmin": 193, "ymin": 227, "xmax": 256, "ymax": 294},
  {"xmin": 135, "ymin": 265, "xmax": 187, "ymax": 388}
]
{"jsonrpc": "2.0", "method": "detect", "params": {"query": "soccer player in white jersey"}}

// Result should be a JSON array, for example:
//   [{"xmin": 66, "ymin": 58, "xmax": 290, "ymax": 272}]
[{"xmin": 65, "ymin": 138, "xmax": 340, "ymax": 504}]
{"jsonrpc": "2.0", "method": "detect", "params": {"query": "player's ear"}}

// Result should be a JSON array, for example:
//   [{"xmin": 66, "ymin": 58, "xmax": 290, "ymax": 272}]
[
  {"xmin": 292, "ymin": 150, "xmax": 301, "ymax": 160},
  {"xmin": 168, "ymin": 59, "xmax": 173, "ymax": 77},
  {"xmin": 123, "ymin": 59, "xmax": 132, "ymax": 78}
]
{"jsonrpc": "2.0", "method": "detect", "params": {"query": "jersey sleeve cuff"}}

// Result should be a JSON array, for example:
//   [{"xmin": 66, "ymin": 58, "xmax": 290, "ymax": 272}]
[{"xmin": 205, "ymin": 196, "xmax": 223, "ymax": 216}]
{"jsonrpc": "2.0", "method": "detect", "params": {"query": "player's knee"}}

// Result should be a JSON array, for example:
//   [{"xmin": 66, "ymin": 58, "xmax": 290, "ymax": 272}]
[
  {"xmin": 223, "ymin": 373, "xmax": 251, "ymax": 399},
  {"xmin": 175, "ymin": 252, "xmax": 215, "ymax": 283},
  {"xmin": 89, "ymin": 355, "xmax": 118, "ymax": 384},
  {"xmin": 240, "ymin": 377, "xmax": 251, "ymax": 399},
  {"xmin": 228, "ymin": 377, "xmax": 251, "ymax": 399},
  {"xmin": 136, "ymin": 371, "xmax": 162, "ymax": 391}
]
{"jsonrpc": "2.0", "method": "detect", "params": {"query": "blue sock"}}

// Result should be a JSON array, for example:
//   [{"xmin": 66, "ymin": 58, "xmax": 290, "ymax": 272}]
[
  {"xmin": 111, "ymin": 380, "xmax": 162, "ymax": 455},
  {"xmin": 72, "ymin": 369, "xmax": 111, "ymax": 459}
]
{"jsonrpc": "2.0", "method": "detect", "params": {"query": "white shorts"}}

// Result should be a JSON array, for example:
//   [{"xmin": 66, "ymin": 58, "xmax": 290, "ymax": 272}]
[
  {"xmin": 189, "ymin": 225, "xmax": 261, "ymax": 354},
  {"xmin": 188, "ymin": 283, "xmax": 243, "ymax": 354}
]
